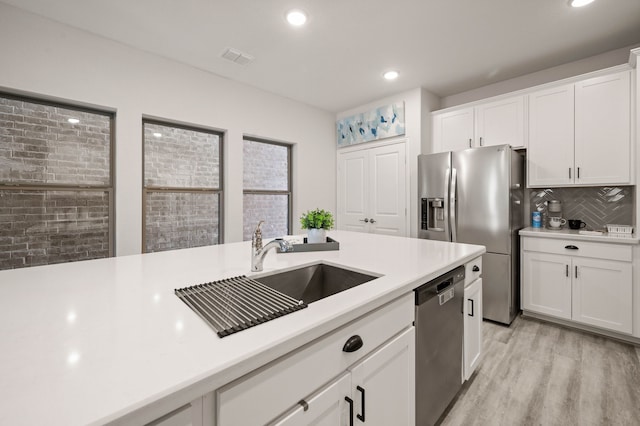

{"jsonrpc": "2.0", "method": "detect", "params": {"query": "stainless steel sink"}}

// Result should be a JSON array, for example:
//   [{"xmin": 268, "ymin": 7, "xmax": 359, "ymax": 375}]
[{"xmin": 254, "ymin": 263, "xmax": 378, "ymax": 304}]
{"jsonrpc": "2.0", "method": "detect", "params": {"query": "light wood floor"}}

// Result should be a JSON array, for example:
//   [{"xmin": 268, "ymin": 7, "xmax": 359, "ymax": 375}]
[{"xmin": 440, "ymin": 315, "xmax": 640, "ymax": 426}]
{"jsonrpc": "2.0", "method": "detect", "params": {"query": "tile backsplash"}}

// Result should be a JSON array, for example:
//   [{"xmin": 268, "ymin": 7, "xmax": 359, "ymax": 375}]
[{"xmin": 528, "ymin": 186, "xmax": 634, "ymax": 231}]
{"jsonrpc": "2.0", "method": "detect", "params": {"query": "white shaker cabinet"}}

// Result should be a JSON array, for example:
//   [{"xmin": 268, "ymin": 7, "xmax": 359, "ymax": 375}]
[
  {"xmin": 463, "ymin": 278, "xmax": 483, "ymax": 381},
  {"xmin": 432, "ymin": 95, "xmax": 526, "ymax": 153},
  {"xmin": 574, "ymin": 71, "xmax": 631, "ymax": 185},
  {"xmin": 528, "ymin": 70, "xmax": 631, "ymax": 187},
  {"xmin": 432, "ymin": 107, "xmax": 475, "ymax": 152},
  {"xmin": 216, "ymin": 294, "xmax": 414, "ymax": 426},
  {"xmin": 337, "ymin": 142, "xmax": 407, "ymax": 236},
  {"xmin": 522, "ymin": 237, "xmax": 633, "ymax": 334}
]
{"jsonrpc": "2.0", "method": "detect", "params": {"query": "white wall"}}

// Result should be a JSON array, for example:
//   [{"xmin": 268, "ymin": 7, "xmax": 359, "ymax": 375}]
[
  {"xmin": 0, "ymin": 3, "xmax": 336, "ymax": 255},
  {"xmin": 441, "ymin": 44, "xmax": 640, "ymax": 108},
  {"xmin": 336, "ymin": 88, "xmax": 440, "ymax": 238}
]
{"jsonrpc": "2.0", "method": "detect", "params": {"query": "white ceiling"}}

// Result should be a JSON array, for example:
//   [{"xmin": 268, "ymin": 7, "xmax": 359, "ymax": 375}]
[{"xmin": 3, "ymin": 0, "xmax": 640, "ymax": 112}]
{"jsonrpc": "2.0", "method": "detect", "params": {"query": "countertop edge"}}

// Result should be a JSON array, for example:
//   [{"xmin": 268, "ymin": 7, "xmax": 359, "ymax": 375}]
[{"xmin": 519, "ymin": 227, "xmax": 639, "ymax": 245}]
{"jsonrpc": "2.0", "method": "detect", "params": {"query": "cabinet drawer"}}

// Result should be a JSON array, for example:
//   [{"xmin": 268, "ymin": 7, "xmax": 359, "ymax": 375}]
[
  {"xmin": 465, "ymin": 256, "xmax": 482, "ymax": 286},
  {"xmin": 216, "ymin": 293, "xmax": 414, "ymax": 426},
  {"xmin": 522, "ymin": 237, "xmax": 632, "ymax": 262}
]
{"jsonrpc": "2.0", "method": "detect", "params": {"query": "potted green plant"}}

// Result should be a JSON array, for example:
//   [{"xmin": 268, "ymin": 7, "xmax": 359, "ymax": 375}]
[{"xmin": 300, "ymin": 208, "xmax": 334, "ymax": 244}]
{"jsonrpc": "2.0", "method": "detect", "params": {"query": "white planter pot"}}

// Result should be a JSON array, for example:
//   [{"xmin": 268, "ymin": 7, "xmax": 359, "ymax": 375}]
[{"xmin": 307, "ymin": 228, "xmax": 326, "ymax": 244}]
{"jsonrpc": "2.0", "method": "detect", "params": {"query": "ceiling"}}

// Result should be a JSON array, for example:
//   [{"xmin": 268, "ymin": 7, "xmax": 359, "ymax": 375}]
[{"xmin": 3, "ymin": 0, "xmax": 640, "ymax": 112}]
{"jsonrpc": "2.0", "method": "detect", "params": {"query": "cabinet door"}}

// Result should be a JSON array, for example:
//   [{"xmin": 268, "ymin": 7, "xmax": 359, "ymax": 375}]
[
  {"xmin": 337, "ymin": 149, "xmax": 369, "ymax": 232},
  {"xmin": 350, "ymin": 328, "xmax": 415, "ymax": 426},
  {"xmin": 433, "ymin": 108, "xmax": 474, "ymax": 152},
  {"xmin": 271, "ymin": 373, "xmax": 351, "ymax": 426},
  {"xmin": 475, "ymin": 96, "xmax": 525, "ymax": 149},
  {"xmin": 572, "ymin": 258, "xmax": 633, "ymax": 334},
  {"xmin": 527, "ymin": 84, "xmax": 575, "ymax": 187},
  {"xmin": 522, "ymin": 252, "xmax": 572, "ymax": 319},
  {"xmin": 368, "ymin": 143, "xmax": 407, "ymax": 236},
  {"xmin": 575, "ymin": 70, "xmax": 631, "ymax": 185},
  {"xmin": 463, "ymin": 278, "xmax": 483, "ymax": 381}
]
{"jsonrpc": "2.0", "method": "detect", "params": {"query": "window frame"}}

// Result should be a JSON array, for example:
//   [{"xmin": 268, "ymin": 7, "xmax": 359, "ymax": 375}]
[
  {"xmin": 141, "ymin": 118, "xmax": 224, "ymax": 253},
  {"xmin": 242, "ymin": 137, "xmax": 292, "ymax": 239},
  {"xmin": 0, "ymin": 92, "xmax": 115, "ymax": 265}
]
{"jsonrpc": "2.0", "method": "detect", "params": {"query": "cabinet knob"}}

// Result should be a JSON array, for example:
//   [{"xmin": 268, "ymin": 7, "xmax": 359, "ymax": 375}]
[
  {"xmin": 342, "ymin": 335, "xmax": 364, "ymax": 353},
  {"xmin": 472, "ymin": 265, "xmax": 480, "ymax": 272}
]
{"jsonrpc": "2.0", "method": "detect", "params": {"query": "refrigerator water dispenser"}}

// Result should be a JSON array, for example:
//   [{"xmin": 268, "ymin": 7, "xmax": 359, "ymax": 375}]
[{"xmin": 421, "ymin": 197, "xmax": 446, "ymax": 231}]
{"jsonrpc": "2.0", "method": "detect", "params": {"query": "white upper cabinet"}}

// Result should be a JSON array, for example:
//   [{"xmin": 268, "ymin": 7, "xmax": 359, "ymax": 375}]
[
  {"xmin": 432, "ymin": 95, "xmax": 526, "ymax": 153},
  {"xmin": 528, "ymin": 69, "xmax": 631, "ymax": 187},
  {"xmin": 528, "ymin": 84, "xmax": 575, "ymax": 186},
  {"xmin": 574, "ymin": 71, "xmax": 631, "ymax": 185},
  {"xmin": 474, "ymin": 95, "xmax": 526, "ymax": 148}
]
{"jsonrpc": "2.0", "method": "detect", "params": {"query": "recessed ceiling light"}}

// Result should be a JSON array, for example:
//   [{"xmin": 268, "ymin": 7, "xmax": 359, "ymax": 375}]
[
  {"xmin": 286, "ymin": 10, "xmax": 307, "ymax": 26},
  {"xmin": 570, "ymin": 0, "xmax": 595, "ymax": 7},
  {"xmin": 67, "ymin": 118, "xmax": 80, "ymax": 124},
  {"xmin": 383, "ymin": 70, "xmax": 399, "ymax": 80},
  {"xmin": 153, "ymin": 132, "xmax": 162, "ymax": 138}
]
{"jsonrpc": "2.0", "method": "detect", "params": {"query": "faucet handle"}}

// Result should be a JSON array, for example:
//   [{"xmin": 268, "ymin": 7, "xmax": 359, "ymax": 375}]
[{"xmin": 253, "ymin": 221, "xmax": 264, "ymax": 249}]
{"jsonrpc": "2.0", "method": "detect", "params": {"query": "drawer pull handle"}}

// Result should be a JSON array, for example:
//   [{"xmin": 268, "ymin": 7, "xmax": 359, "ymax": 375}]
[
  {"xmin": 468, "ymin": 299, "xmax": 474, "ymax": 317},
  {"xmin": 298, "ymin": 399, "xmax": 309, "ymax": 412},
  {"xmin": 357, "ymin": 386, "xmax": 366, "ymax": 421},
  {"xmin": 472, "ymin": 265, "xmax": 480, "ymax": 272},
  {"xmin": 343, "ymin": 335, "xmax": 363, "ymax": 353},
  {"xmin": 345, "ymin": 396, "xmax": 354, "ymax": 426},
  {"xmin": 564, "ymin": 245, "xmax": 579, "ymax": 250}
]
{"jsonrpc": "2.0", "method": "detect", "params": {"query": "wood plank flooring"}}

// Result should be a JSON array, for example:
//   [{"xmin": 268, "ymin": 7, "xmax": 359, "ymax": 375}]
[{"xmin": 440, "ymin": 315, "xmax": 640, "ymax": 426}]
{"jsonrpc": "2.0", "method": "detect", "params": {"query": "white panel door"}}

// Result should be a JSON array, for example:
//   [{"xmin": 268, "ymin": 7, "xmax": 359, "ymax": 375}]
[
  {"xmin": 527, "ymin": 84, "xmax": 575, "ymax": 187},
  {"xmin": 522, "ymin": 252, "xmax": 572, "ymax": 319},
  {"xmin": 368, "ymin": 143, "xmax": 406, "ymax": 236},
  {"xmin": 337, "ymin": 150, "xmax": 369, "ymax": 232},
  {"xmin": 475, "ymin": 95, "xmax": 526, "ymax": 149},
  {"xmin": 433, "ymin": 107, "xmax": 474, "ymax": 152},
  {"xmin": 350, "ymin": 328, "xmax": 415, "ymax": 426},
  {"xmin": 574, "ymin": 70, "xmax": 631, "ymax": 185},
  {"xmin": 271, "ymin": 373, "xmax": 351, "ymax": 426},
  {"xmin": 572, "ymin": 258, "xmax": 632, "ymax": 334},
  {"xmin": 463, "ymin": 278, "xmax": 483, "ymax": 381}
]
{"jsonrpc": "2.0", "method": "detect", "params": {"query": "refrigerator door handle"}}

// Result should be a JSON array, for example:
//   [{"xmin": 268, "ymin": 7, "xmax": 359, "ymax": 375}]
[
  {"xmin": 450, "ymin": 167, "xmax": 457, "ymax": 242},
  {"xmin": 444, "ymin": 168, "xmax": 451, "ymax": 241}
]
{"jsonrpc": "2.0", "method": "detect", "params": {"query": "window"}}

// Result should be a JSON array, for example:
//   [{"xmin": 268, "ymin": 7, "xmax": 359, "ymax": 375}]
[
  {"xmin": 143, "ymin": 120, "xmax": 222, "ymax": 253},
  {"xmin": 243, "ymin": 138, "xmax": 291, "ymax": 240},
  {"xmin": 0, "ymin": 94, "xmax": 114, "ymax": 270}
]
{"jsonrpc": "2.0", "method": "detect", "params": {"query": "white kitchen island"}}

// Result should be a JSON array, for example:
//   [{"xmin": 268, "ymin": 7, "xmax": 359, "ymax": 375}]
[{"xmin": 0, "ymin": 231, "xmax": 484, "ymax": 425}]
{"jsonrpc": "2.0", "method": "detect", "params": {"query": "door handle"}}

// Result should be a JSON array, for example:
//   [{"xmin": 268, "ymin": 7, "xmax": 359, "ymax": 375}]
[
  {"xmin": 479, "ymin": 136, "xmax": 483, "ymax": 146},
  {"xmin": 369, "ymin": 218, "xmax": 376, "ymax": 224},
  {"xmin": 356, "ymin": 386, "xmax": 365, "ymax": 422},
  {"xmin": 345, "ymin": 396, "xmax": 354, "ymax": 426},
  {"xmin": 468, "ymin": 138, "xmax": 472, "ymax": 148},
  {"xmin": 577, "ymin": 167, "xmax": 580, "ymax": 179},
  {"xmin": 358, "ymin": 218, "xmax": 369, "ymax": 223},
  {"xmin": 468, "ymin": 299, "xmax": 474, "ymax": 317}
]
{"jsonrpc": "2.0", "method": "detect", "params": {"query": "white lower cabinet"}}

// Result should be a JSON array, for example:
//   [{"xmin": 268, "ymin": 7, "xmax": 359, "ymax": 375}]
[
  {"xmin": 463, "ymin": 278, "xmax": 482, "ymax": 381},
  {"xmin": 522, "ymin": 237, "xmax": 633, "ymax": 334},
  {"xmin": 273, "ymin": 328, "xmax": 415, "ymax": 426},
  {"xmin": 215, "ymin": 294, "xmax": 415, "ymax": 426}
]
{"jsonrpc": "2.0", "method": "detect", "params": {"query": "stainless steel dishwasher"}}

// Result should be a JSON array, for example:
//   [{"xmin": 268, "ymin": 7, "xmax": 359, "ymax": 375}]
[{"xmin": 415, "ymin": 265, "xmax": 465, "ymax": 426}]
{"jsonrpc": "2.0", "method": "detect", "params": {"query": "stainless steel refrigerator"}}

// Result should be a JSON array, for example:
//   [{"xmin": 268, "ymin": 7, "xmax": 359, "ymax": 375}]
[{"xmin": 418, "ymin": 145, "xmax": 524, "ymax": 324}]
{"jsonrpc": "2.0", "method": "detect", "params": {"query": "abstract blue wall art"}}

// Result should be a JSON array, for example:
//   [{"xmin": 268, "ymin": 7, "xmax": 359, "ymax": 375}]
[{"xmin": 336, "ymin": 102, "xmax": 405, "ymax": 147}]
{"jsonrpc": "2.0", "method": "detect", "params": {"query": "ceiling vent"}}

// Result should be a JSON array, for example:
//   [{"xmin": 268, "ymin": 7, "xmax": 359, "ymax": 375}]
[{"xmin": 220, "ymin": 47, "xmax": 254, "ymax": 66}]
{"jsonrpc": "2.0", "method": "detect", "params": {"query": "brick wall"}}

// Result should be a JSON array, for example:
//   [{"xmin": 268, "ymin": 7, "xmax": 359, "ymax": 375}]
[
  {"xmin": 0, "ymin": 95, "xmax": 112, "ymax": 270},
  {"xmin": 144, "ymin": 123, "xmax": 220, "ymax": 188},
  {"xmin": 243, "ymin": 194, "xmax": 289, "ymax": 240},
  {"xmin": 242, "ymin": 140, "xmax": 290, "ymax": 240},
  {"xmin": 145, "ymin": 192, "xmax": 219, "ymax": 252},
  {"xmin": 0, "ymin": 97, "xmax": 111, "ymax": 185},
  {"xmin": 0, "ymin": 190, "xmax": 110, "ymax": 269}
]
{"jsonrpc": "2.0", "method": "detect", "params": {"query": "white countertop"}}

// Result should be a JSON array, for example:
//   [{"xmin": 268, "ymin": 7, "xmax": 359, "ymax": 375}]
[
  {"xmin": 519, "ymin": 227, "xmax": 639, "ymax": 245},
  {"xmin": 0, "ymin": 231, "xmax": 484, "ymax": 426}
]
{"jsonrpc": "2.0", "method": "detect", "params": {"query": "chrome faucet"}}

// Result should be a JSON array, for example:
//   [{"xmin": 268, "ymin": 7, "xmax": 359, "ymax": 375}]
[{"xmin": 251, "ymin": 221, "xmax": 293, "ymax": 272}]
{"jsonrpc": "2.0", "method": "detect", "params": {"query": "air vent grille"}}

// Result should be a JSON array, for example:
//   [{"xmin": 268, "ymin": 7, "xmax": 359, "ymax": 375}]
[{"xmin": 220, "ymin": 47, "xmax": 254, "ymax": 65}]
